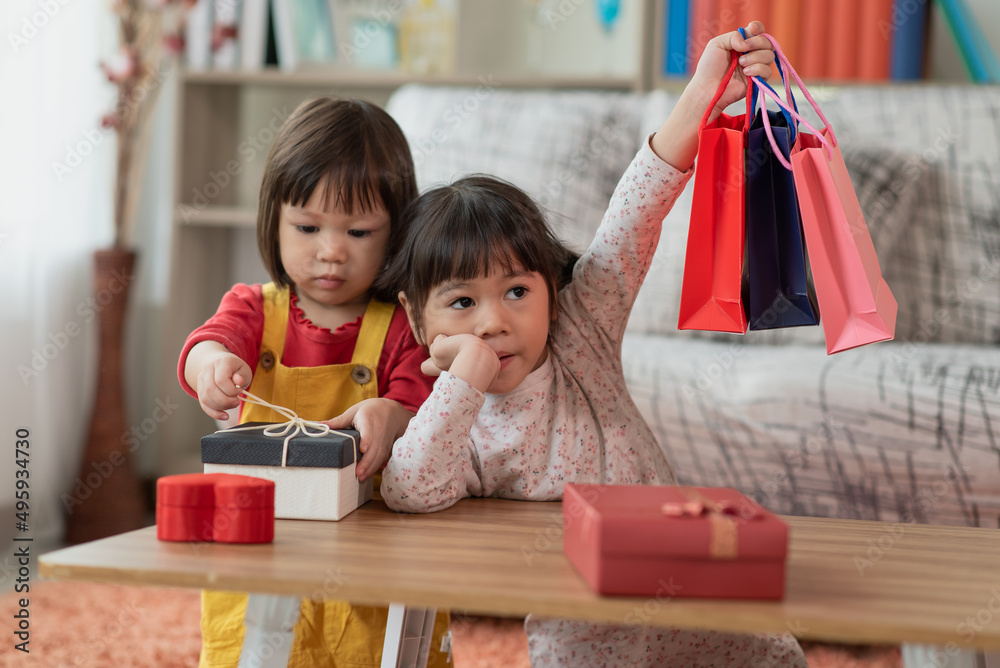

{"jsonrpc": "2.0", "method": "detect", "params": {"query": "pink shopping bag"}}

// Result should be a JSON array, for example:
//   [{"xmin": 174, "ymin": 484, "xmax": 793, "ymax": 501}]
[{"xmin": 752, "ymin": 34, "xmax": 897, "ymax": 354}]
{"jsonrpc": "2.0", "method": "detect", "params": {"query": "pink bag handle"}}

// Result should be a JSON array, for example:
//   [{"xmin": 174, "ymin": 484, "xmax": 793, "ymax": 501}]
[
  {"xmin": 759, "ymin": 32, "xmax": 838, "ymax": 147},
  {"xmin": 750, "ymin": 32, "xmax": 837, "ymax": 169},
  {"xmin": 700, "ymin": 51, "xmax": 753, "ymax": 132},
  {"xmin": 753, "ymin": 77, "xmax": 834, "ymax": 169}
]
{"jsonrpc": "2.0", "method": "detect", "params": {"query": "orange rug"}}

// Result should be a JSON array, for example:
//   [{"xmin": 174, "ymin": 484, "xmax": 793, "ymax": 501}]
[{"xmin": 0, "ymin": 581, "xmax": 900, "ymax": 666}]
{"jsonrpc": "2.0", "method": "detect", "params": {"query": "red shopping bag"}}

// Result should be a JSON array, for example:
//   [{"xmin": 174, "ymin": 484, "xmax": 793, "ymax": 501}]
[
  {"xmin": 753, "ymin": 34, "xmax": 897, "ymax": 353},
  {"xmin": 677, "ymin": 52, "xmax": 753, "ymax": 333}
]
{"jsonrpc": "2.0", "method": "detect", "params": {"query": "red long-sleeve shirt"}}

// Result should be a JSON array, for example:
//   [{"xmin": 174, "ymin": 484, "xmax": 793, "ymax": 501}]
[{"xmin": 177, "ymin": 283, "xmax": 433, "ymax": 413}]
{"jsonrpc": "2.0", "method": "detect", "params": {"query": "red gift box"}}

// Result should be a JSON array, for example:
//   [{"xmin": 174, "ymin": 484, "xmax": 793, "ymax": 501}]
[
  {"xmin": 156, "ymin": 473, "xmax": 275, "ymax": 543},
  {"xmin": 562, "ymin": 483, "xmax": 788, "ymax": 599}
]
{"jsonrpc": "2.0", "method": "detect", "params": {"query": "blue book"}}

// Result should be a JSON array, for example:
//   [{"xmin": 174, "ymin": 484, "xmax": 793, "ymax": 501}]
[
  {"xmin": 890, "ymin": 0, "xmax": 928, "ymax": 80},
  {"xmin": 935, "ymin": 0, "xmax": 1000, "ymax": 83},
  {"xmin": 663, "ymin": 0, "xmax": 690, "ymax": 77}
]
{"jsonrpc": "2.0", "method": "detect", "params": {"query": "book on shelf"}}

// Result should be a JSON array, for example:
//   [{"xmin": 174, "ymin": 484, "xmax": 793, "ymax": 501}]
[
  {"xmin": 330, "ymin": 0, "xmax": 400, "ymax": 70},
  {"xmin": 271, "ymin": 0, "xmax": 337, "ymax": 71},
  {"xmin": 686, "ymin": 0, "xmax": 717, "ymax": 74},
  {"xmin": 212, "ymin": 0, "xmax": 241, "ymax": 70},
  {"xmin": 240, "ymin": 0, "xmax": 269, "ymax": 71},
  {"xmin": 890, "ymin": 0, "xmax": 929, "ymax": 79},
  {"xmin": 827, "ymin": 0, "xmax": 861, "ymax": 80},
  {"xmin": 661, "ymin": 0, "xmax": 930, "ymax": 83},
  {"xmin": 185, "ymin": 0, "xmax": 213, "ymax": 70},
  {"xmin": 858, "ymin": 0, "xmax": 894, "ymax": 81},
  {"xmin": 768, "ymin": 0, "xmax": 801, "ymax": 73},
  {"xmin": 663, "ymin": 0, "xmax": 690, "ymax": 76},
  {"xmin": 935, "ymin": 0, "xmax": 1000, "ymax": 83}
]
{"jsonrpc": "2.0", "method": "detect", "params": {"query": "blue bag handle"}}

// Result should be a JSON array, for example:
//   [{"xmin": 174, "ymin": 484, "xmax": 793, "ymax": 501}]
[{"xmin": 739, "ymin": 26, "xmax": 798, "ymax": 144}]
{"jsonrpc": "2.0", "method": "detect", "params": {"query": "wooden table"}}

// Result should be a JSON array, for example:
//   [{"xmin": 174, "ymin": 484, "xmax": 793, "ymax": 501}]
[{"xmin": 39, "ymin": 498, "xmax": 1000, "ymax": 656}]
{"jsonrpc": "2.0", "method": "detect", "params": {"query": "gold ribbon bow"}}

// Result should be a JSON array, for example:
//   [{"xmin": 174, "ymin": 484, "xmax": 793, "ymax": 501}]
[
  {"xmin": 215, "ymin": 389, "xmax": 358, "ymax": 468},
  {"xmin": 661, "ymin": 487, "xmax": 759, "ymax": 560}
]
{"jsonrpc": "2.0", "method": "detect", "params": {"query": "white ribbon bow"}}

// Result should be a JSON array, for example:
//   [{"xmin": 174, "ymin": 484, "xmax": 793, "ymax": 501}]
[{"xmin": 216, "ymin": 389, "xmax": 357, "ymax": 467}]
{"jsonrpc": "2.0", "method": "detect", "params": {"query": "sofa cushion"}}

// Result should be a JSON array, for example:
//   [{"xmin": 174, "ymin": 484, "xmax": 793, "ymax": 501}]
[
  {"xmin": 622, "ymin": 333, "xmax": 1000, "ymax": 528},
  {"xmin": 386, "ymin": 84, "xmax": 645, "ymax": 256}
]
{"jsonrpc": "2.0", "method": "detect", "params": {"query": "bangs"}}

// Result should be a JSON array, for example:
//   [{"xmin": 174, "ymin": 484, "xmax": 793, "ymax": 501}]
[
  {"xmin": 421, "ymin": 201, "xmax": 551, "ymax": 290},
  {"xmin": 278, "ymin": 154, "xmax": 386, "ymax": 216},
  {"xmin": 378, "ymin": 173, "xmax": 580, "ymax": 340}
]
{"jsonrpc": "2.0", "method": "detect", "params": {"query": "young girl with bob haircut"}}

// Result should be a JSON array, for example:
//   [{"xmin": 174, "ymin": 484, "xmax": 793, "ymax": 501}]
[
  {"xmin": 178, "ymin": 97, "xmax": 450, "ymax": 668},
  {"xmin": 379, "ymin": 23, "xmax": 807, "ymax": 666}
]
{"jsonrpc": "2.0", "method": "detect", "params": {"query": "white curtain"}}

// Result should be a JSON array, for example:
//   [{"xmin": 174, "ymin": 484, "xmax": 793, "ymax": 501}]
[{"xmin": 0, "ymin": 1, "xmax": 120, "ymax": 548}]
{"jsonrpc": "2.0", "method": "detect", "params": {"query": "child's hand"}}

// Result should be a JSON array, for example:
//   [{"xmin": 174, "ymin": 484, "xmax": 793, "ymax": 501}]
[
  {"xmin": 651, "ymin": 20, "xmax": 774, "ymax": 171},
  {"xmin": 691, "ymin": 20, "xmax": 775, "ymax": 123},
  {"xmin": 422, "ymin": 333, "xmax": 500, "ymax": 393},
  {"xmin": 192, "ymin": 346, "xmax": 252, "ymax": 421},
  {"xmin": 324, "ymin": 398, "xmax": 414, "ymax": 481}
]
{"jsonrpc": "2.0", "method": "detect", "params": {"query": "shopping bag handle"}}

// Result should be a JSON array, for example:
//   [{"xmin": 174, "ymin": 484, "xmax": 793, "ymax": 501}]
[
  {"xmin": 756, "ymin": 31, "xmax": 839, "ymax": 148},
  {"xmin": 752, "ymin": 77, "xmax": 833, "ymax": 168},
  {"xmin": 699, "ymin": 50, "xmax": 753, "ymax": 132},
  {"xmin": 739, "ymin": 26, "xmax": 798, "ymax": 144}
]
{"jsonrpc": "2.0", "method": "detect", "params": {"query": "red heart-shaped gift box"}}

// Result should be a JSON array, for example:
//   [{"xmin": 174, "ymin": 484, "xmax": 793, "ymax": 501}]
[{"xmin": 156, "ymin": 473, "xmax": 275, "ymax": 543}]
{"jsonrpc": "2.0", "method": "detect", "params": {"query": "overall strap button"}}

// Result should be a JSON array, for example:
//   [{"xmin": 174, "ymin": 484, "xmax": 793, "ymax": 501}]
[{"xmin": 351, "ymin": 365, "xmax": 372, "ymax": 385}]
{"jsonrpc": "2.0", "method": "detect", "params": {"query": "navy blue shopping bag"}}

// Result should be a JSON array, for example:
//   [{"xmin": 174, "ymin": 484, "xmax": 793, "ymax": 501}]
[{"xmin": 743, "ymin": 39, "xmax": 819, "ymax": 331}]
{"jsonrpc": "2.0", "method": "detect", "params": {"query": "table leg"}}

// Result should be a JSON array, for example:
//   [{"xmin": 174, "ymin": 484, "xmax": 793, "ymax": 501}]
[
  {"xmin": 381, "ymin": 603, "xmax": 438, "ymax": 668},
  {"xmin": 901, "ymin": 643, "xmax": 997, "ymax": 668},
  {"xmin": 238, "ymin": 594, "xmax": 301, "ymax": 668}
]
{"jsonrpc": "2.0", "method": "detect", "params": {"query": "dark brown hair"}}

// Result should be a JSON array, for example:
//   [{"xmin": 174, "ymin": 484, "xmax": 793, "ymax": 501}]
[
  {"xmin": 377, "ymin": 175, "xmax": 579, "ymax": 342},
  {"xmin": 257, "ymin": 97, "xmax": 416, "ymax": 302}
]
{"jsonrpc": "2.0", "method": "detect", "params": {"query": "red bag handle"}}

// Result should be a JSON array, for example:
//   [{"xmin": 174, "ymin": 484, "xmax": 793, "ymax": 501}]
[{"xmin": 699, "ymin": 51, "xmax": 753, "ymax": 132}]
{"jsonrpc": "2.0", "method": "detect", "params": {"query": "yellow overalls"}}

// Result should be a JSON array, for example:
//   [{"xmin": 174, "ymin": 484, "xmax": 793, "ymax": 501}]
[{"xmin": 200, "ymin": 283, "xmax": 451, "ymax": 668}]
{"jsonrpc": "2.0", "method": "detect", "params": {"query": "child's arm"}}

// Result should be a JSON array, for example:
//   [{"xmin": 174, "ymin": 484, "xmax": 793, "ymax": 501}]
[
  {"xmin": 177, "ymin": 284, "xmax": 264, "ymax": 420},
  {"xmin": 325, "ymin": 331, "xmax": 496, "ymax": 483},
  {"xmin": 184, "ymin": 341, "xmax": 253, "ymax": 422},
  {"xmin": 380, "ymin": 372, "xmax": 486, "ymax": 513},
  {"xmin": 558, "ymin": 22, "xmax": 774, "ymax": 344}
]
